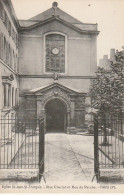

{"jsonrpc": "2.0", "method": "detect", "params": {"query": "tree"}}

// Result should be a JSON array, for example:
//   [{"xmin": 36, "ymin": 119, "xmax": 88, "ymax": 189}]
[
  {"xmin": 110, "ymin": 50, "xmax": 124, "ymax": 113},
  {"xmin": 90, "ymin": 50, "xmax": 124, "ymax": 145}
]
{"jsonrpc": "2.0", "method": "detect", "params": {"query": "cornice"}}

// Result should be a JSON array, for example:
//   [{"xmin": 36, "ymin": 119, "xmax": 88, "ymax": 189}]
[
  {"xmin": 3, "ymin": 0, "xmax": 20, "ymax": 30},
  {"xmin": 20, "ymin": 16, "xmax": 99, "ymax": 35},
  {"xmin": 2, "ymin": 74, "xmax": 14, "ymax": 81},
  {"xmin": 20, "ymin": 82, "xmax": 86, "ymax": 97},
  {"xmin": 0, "ymin": 59, "xmax": 19, "ymax": 76},
  {"xmin": 19, "ymin": 75, "xmax": 95, "ymax": 79}
]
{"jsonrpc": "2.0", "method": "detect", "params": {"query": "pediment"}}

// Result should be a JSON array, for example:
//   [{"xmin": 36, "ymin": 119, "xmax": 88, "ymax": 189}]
[
  {"xmin": 21, "ymin": 17, "xmax": 82, "ymax": 33},
  {"xmin": 25, "ymin": 82, "xmax": 85, "ymax": 96},
  {"xmin": 20, "ymin": 17, "xmax": 99, "ymax": 35}
]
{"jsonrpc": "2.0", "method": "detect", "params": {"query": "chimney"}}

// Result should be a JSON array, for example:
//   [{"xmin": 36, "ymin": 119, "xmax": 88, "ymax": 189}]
[
  {"xmin": 99, "ymin": 59, "xmax": 103, "ymax": 67},
  {"xmin": 103, "ymin": 55, "xmax": 108, "ymax": 60},
  {"xmin": 102, "ymin": 55, "xmax": 108, "ymax": 69},
  {"xmin": 110, "ymin": 49, "xmax": 115, "ymax": 61}
]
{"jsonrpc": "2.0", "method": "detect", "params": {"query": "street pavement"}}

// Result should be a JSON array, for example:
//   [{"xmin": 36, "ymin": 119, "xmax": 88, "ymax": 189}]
[{"xmin": 44, "ymin": 133, "xmax": 94, "ymax": 182}]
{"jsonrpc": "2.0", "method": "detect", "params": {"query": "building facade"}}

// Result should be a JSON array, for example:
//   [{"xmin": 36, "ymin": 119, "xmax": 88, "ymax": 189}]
[
  {"xmin": 99, "ymin": 48, "xmax": 116, "ymax": 70},
  {"xmin": 0, "ymin": 0, "xmax": 19, "ymax": 122},
  {"xmin": 0, "ymin": 1, "xmax": 99, "ymax": 133}
]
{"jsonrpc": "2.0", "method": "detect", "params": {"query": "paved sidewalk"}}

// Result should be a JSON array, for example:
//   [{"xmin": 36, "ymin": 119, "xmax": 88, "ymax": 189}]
[{"xmin": 44, "ymin": 133, "xmax": 94, "ymax": 182}]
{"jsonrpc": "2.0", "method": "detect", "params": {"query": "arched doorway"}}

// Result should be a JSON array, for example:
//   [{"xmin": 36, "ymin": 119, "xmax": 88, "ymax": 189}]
[{"xmin": 45, "ymin": 98, "xmax": 67, "ymax": 133}]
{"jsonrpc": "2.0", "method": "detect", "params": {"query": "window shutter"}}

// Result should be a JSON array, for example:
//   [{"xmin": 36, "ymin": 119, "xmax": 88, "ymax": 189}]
[
  {"xmin": 10, "ymin": 48, "xmax": 12, "ymax": 67},
  {"xmin": 0, "ymin": 2, "xmax": 3, "ymax": 19},
  {"xmin": 6, "ymin": 42, "xmax": 9, "ymax": 64},
  {"xmin": 0, "ymin": 33, "xmax": 4, "ymax": 60},
  {"xmin": 0, "ymin": 32, "xmax": 1, "ymax": 59}
]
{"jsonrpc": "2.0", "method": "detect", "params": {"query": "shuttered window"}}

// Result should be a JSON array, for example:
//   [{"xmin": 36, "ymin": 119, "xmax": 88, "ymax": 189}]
[
  {"xmin": 3, "ymin": 37, "xmax": 7, "ymax": 62},
  {"xmin": 0, "ymin": 33, "xmax": 1, "ymax": 59},
  {"xmin": 0, "ymin": 33, "xmax": 4, "ymax": 60},
  {"xmin": 0, "ymin": 2, "xmax": 3, "ymax": 19}
]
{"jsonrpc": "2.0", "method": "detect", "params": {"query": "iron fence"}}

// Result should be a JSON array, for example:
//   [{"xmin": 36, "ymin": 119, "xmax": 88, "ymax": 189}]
[
  {"xmin": 39, "ymin": 118, "xmax": 45, "ymax": 182},
  {"xmin": 0, "ymin": 115, "xmax": 45, "ymax": 181},
  {"xmin": 94, "ymin": 114, "xmax": 124, "ymax": 182}
]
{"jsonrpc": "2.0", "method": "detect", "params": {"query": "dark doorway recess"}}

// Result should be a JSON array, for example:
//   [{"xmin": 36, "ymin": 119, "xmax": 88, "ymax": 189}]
[{"xmin": 45, "ymin": 98, "xmax": 67, "ymax": 133}]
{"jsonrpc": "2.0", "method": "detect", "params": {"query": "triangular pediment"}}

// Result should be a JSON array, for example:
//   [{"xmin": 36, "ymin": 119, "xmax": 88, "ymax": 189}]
[
  {"xmin": 19, "ymin": 2, "xmax": 98, "ymax": 33},
  {"xmin": 24, "ymin": 82, "xmax": 85, "ymax": 96},
  {"xmin": 20, "ymin": 17, "xmax": 81, "ymax": 31},
  {"xmin": 20, "ymin": 16, "xmax": 98, "ymax": 34}
]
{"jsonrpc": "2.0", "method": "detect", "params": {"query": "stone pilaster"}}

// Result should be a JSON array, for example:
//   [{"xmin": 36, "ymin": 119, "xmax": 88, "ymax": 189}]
[
  {"xmin": 9, "ymin": 84, "xmax": 11, "ymax": 107},
  {"xmin": 5, "ymin": 84, "xmax": 9, "ymax": 107},
  {"xmin": 36, "ymin": 94, "xmax": 44, "ymax": 132},
  {"xmin": 67, "ymin": 110, "xmax": 71, "ymax": 127},
  {"xmin": 67, "ymin": 110, "xmax": 71, "ymax": 133},
  {"xmin": 36, "ymin": 94, "xmax": 44, "ymax": 119},
  {"xmin": 70, "ymin": 94, "xmax": 76, "ymax": 127}
]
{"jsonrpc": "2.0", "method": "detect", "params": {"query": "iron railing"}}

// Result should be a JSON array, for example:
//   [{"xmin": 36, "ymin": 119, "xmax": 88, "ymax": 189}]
[
  {"xmin": 94, "ymin": 114, "xmax": 124, "ymax": 182},
  {"xmin": 0, "ymin": 116, "xmax": 45, "ymax": 178}
]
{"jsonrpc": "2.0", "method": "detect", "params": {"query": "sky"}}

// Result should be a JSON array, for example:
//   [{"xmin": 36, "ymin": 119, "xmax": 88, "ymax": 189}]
[{"xmin": 11, "ymin": 0, "xmax": 124, "ymax": 63}]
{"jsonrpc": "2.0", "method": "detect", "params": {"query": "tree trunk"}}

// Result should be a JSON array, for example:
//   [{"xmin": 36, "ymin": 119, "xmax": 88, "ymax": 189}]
[
  {"xmin": 101, "ymin": 112, "xmax": 109, "ymax": 145},
  {"xmin": 103, "ymin": 113, "xmax": 107, "ymax": 143}
]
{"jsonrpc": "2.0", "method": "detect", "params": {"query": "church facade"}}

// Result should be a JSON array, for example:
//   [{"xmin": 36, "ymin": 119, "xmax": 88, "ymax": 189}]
[{"xmin": 0, "ymin": 1, "xmax": 99, "ymax": 133}]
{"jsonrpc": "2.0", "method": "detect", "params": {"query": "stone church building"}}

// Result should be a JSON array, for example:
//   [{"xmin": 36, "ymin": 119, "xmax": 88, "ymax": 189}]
[{"xmin": 0, "ymin": 1, "xmax": 99, "ymax": 133}]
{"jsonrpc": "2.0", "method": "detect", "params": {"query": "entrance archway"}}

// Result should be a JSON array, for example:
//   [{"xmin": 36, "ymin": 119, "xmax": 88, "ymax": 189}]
[{"xmin": 45, "ymin": 98, "xmax": 67, "ymax": 133}]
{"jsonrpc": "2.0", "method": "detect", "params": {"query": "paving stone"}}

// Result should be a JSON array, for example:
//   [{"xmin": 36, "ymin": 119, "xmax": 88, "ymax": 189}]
[
  {"xmin": 44, "ymin": 133, "xmax": 94, "ymax": 182},
  {"xmin": 0, "ymin": 133, "xmax": 95, "ymax": 183}
]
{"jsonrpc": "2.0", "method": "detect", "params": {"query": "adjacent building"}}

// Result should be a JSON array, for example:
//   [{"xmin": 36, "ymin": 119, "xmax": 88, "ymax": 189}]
[
  {"xmin": 99, "ymin": 48, "xmax": 116, "ymax": 70},
  {"xmin": 0, "ymin": 0, "xmax": 19, "ymax": 121}
]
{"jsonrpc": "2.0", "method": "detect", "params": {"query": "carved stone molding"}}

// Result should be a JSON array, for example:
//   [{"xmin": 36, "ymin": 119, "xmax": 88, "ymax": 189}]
[
  {"xmin": 75, "ymin": 97, "xmax": 85, "ymax": 109},
  {"xmin": 41, "ymin": 87, "xmax": 71, "ymax": 110},
  {"xmin": 36, "ymin": 96, "xmax": 43, "ymax": 101}
]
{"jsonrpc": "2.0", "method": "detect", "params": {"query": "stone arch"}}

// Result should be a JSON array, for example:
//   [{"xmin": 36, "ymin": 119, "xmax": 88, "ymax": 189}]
[
  {"xmin": 42, "ymin": 95, "xmax": 71, "ymax": 112},
  {"xmin": 45, "ymin": 98, "xmax": 68, "ymax": 132},
  {"xmin": 38, "ymin": 95, "xmax": 71, "ymax": 132}
]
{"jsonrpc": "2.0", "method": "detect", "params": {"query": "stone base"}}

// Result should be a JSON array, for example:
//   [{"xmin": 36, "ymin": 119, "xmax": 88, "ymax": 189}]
[
  {"xmin": 100, "ymin": 168, "xmax": 124, "ymax": 183},
  {"xmin": 67, "ymin": 127, "xmax": 77, "ymax": 134},
  {"xmin": 0, "ymin": 169, "xmax": 38, "ymax": 181},
  {"xmin": 119, "ymin": 134, "xmax": 124, "ymax": 142}
]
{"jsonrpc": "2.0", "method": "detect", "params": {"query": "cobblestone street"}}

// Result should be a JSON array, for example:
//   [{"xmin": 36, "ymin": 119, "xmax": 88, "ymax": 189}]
[{"xmin": 44, "ymin": 133, "xmax": 95, "ymax": 182}]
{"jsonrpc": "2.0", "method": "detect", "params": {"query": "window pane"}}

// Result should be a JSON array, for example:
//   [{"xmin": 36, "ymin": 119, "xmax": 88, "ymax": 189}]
[{"xmin": 45, "ymin": 34, "xmax": 65, "ymax": 73}]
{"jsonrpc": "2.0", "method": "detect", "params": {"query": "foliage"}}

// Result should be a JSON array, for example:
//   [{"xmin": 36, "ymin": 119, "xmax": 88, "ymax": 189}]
[{"xmin": 90, "ymin": 50, "xmax": 124, "ymax": 116}]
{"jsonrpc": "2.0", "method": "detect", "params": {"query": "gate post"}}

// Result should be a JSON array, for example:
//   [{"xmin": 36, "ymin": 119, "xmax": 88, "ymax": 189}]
[
  {"xmin": 38, "ymin": 118, "xmax": 45, "ymax": 182},
  {"xmin": 94, "ymin": 114, "xmax": 100, "ymax": 183}
]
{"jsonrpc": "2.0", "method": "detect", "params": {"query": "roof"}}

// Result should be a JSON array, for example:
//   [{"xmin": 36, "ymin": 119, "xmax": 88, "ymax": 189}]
[
  {"xmin": 29, "ymin": 7, "xmax": 82, "ymax": 24},
  {"xmin": 19, "ymin": 2, "xmax": 98, "ymax": 33},
  {"xmin": 3, "ymin": 0, "xmax": 20, "ymax": 29},
  {"xmin": 19, "ymin": 20, "xmax": 38, "ymax": 27}
]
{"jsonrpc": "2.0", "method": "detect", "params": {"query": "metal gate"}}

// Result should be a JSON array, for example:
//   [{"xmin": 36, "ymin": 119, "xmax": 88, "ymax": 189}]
[
  {"xmin": 39, "ymin": 118, "xmax": 45, "ymax": 182},
  {"xmin": 0, "ymin": 115, "xmax": 45, "ymax": 182},
  {"xmin": 94, "ymin": 114, "xmax": 124, "ymax": 182}
]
